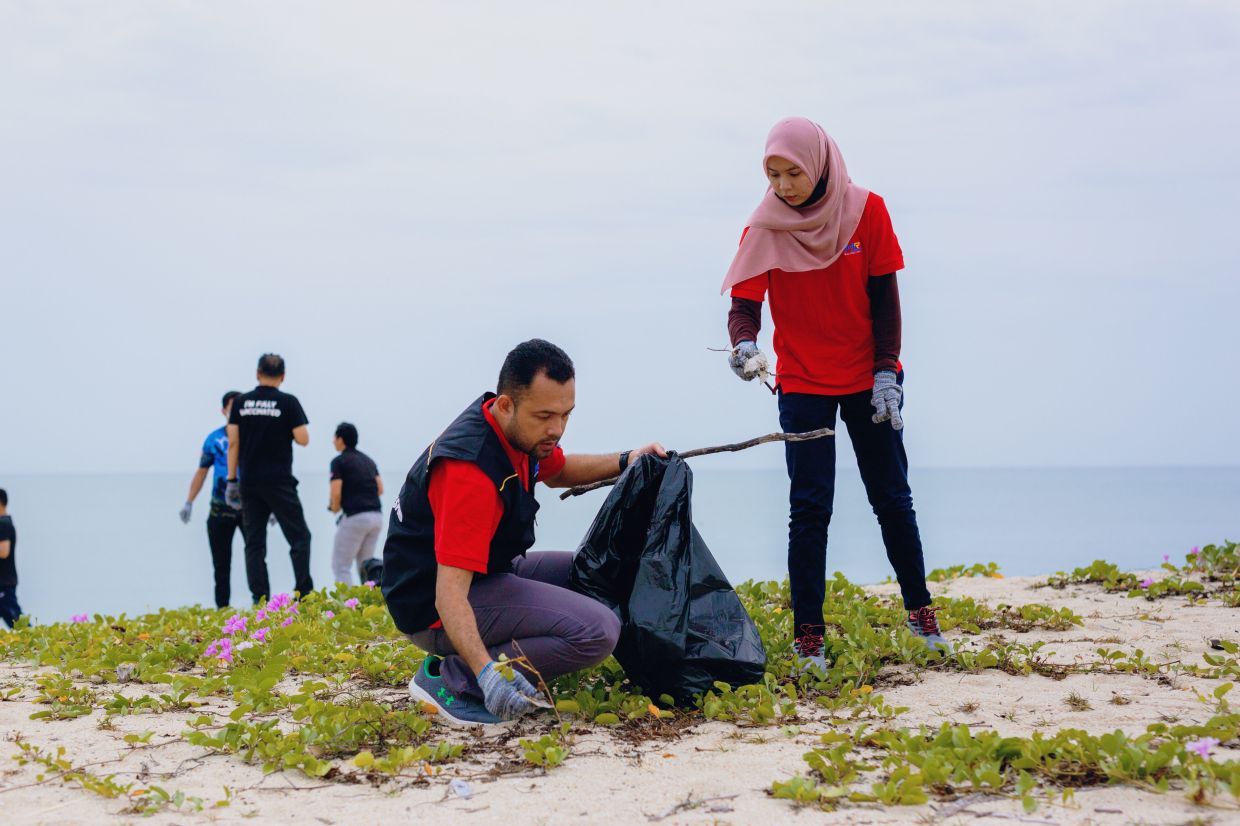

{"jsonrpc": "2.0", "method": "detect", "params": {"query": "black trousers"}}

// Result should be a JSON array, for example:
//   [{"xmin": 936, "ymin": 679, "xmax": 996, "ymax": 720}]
[
  {"xmin": 240, "ymin": 479, "xmax": 313, "ymax": 602},
  {"xmin": 778, "ymin": 372, "xmax": 931, "ymax": 634},
  {"xmin": 0, "ymin": 586, "xmax": 20, "ymax": 629},
  {"xmin": 206, "ymin": 502, "xmax": 242, "ymax": 608}
]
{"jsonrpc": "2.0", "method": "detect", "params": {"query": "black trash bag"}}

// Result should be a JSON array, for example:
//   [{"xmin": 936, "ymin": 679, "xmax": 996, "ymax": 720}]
[{"xmin": 570, "ymin": 454, "xmax": 767, "ymax": 704}]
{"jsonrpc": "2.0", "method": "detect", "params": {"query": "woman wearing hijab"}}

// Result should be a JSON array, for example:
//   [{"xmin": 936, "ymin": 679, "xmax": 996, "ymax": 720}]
[{"xmin": 722, "ymin": 117, "xmax": 949, "ymax": 670}]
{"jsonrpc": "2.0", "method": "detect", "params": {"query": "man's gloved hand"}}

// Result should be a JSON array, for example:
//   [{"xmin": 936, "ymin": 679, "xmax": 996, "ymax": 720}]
[
  {"xmin": 178, "ymin": 502, "xmax": 192, "ymax": 524},
  {"xmin": 224, "ymin": 479, "xmax": 242, "ymax": 510},
  {"xmin": 477, "ymin": 661, "xmax": 540, "ymax": 720},
  {"xmin": 729, "ymin": 340, "xmax": 769, "ymax": 382},
  {"xmin": 870, "ymin": 371, "xmax": 904, "ymax": 431}
]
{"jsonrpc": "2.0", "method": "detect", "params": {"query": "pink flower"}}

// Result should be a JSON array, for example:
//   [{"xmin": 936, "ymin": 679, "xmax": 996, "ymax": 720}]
[
  {"xmin": 222, "ymin": 614, "xmax": 247, "ymax": 635},
  {"xmin": 70, "ymin": 614, "xmax": 89, "ymax": 624},
  {"xmin": 268, "ymin": 593, "xmax": 292, "ymax": 611},
  {"xmin": 255, "ymin": 608, "xmax": 269, "ymax": 622},
  {"xmin": 218, "ymin": 651, "xmax": 233, "ymax": 663},
  {"xmin": 289, "ymin": 603, "xmax": 299, "ymax": 614},
  {"xmin": 1140, "ymin": 578, "xmax": 1154, "ymax": 588},
  {"xmin": 1162, "ymin": 554, "xmax": 1170, "ymax": 563},
  {"xmin": 323, "ymin": 611, "xmax": 335, "ymax": 620},
  {"xmin": 281, "ymin": 616, "xmax": 295, "ymax": 627},
  {"xmin": 252, "ymin": 628, "xmax": 269, "ymax": 643},
  {"xmin": 344, "ymin": 598, "xmax": 360, "ymax": 609},
  {"xmin": 204, "ymin": 640, "xmax": 219, "ymax": 657},
  {"xmin": 364, "ymin": 580, "xmax": 376, "ymax": 588},
  {"xmin": 1190, "ymin": 546, "xmax": 1200, "ymax": 556},
  {"xmin": 1186, "ymin": 737, "xmax": 1219, "ymax": 758}
]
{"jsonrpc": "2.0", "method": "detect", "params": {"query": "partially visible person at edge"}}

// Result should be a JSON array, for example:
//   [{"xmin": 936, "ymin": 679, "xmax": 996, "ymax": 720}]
[
  {"xmin": 383, "ymin": 339, "xmax": 666, "ymax": 727},
  {"xmin": 0, "ymin": 489, "xmax": 20, "ymax": 629},
  {"xmin": 225, "ymin": 354, "xmax": 314, "ymax": 603},
  {"xmin": 179, "ymin": 390, "xmax": 243, "ymax": 608},
  {"xmin": 328, "ymin": 422, "xmax": 385, "ymax": 585},
  {"xmin": 720, "ymin": 117, "xmax": 949, "ymax": 671}
]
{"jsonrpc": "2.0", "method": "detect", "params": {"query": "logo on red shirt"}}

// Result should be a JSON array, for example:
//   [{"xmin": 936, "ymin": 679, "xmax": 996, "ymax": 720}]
[{"xmin": 842, "ymin": 241, "xmax": 863, "ymax": 255}]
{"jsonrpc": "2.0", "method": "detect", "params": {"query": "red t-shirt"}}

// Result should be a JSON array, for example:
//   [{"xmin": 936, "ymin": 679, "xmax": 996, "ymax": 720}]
[
  {"xmin": 731, "ymin": 191, "xmax": 905, "ymax": 395},
  {"xmin": 426, "ymin": 398, "xmax": 566, "ymax": 574}
]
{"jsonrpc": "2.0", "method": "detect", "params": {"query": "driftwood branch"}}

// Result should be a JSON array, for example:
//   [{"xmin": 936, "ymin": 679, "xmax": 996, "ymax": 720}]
[{"xmin": 558, "ymin": 427, "xmax": 834, "ymax": 500}]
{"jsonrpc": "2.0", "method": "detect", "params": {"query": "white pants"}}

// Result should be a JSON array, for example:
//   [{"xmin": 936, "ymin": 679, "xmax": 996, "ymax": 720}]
[{"xmin": 332, "ymin": 510, "xmax": 384, "ymax": 585}]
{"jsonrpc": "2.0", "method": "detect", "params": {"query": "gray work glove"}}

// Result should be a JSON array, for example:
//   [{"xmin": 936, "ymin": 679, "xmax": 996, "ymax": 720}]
[
  {"xmin": 477, "ymin": 661, "xmax": 540, "ymax": 720},
  {"xmin": 871, "ymin": 371, "xmax": 904, "ymax": 430},
  {"xmin": 178, "ymin": 502, "xmax": 193, "ymax": 524},
  {"xmin": 224, "ymin": 479, "xmax": 242, "ymax": 510},
  {"xmin": 728, "ymin": 340, "xmax": 769, "ymax": 382}
]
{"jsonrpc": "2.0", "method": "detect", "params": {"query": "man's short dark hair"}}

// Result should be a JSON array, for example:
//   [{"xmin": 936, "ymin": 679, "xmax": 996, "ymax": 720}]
[
  {"xmin": 0, "ymin": 489, "xmax": 7, "ymax": 507},
  {"xmin": 497, "ymin": 339, "xmax": 575, "ymax": 399},
  {"xmin": 335, "ymin": 422, "xmax": 359, "ymax": 449},
  {"xmin": 257, "ymin": 353, "xmax": 286, "ymax": 378},
  {"xmin": 221, "ymin": 390, "xmax": 241, "ymax": 409}
]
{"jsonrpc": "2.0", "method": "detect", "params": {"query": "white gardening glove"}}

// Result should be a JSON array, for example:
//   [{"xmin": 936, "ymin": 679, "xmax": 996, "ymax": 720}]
[
  {"xmin": 870, "ymin": 371, "xmax": 904, "ymax": 430},
  {"xmin": 728, "ymin": 341, "xmax": 769, "ymax": 382}
]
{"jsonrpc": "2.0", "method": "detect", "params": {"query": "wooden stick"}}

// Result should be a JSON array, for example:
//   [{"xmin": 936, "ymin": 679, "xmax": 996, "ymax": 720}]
[{"xmin": 558, "ymin": 427, "xmax": 834, "ymax": 500}]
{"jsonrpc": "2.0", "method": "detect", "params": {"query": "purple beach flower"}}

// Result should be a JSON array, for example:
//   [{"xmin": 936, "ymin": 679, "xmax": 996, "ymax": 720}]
[
  {"xmin": 1162, "ymin": 554, "xmax": 1170, "ymax": 563},
  {"xmin": 252, "ymin": 628, "xmax": 269, "ymax": 643},
  {"xmin": 364, "ymin": 580, "xmax": 376, "ymax": 588},
  {"xmin": 281, "ymin": 616, "xmax": 295, "ymax": 627},
  {"xmin": 323, "ymin": 611, "xmax": 334, "ymax": 620},
  {"xmin": 222, "ymin": 614, "xmax": 247, "ymax": 635},
  {"xmin": 1189, "ymin": 546, "xmax": 1200, "ymax": 556},
  {"xmin": 70, "ymin": 614, "xmax": 89, "ymax": 624},
  {"xmin": 344, "ymin": 598, "xmax": 360, "ymax": 609},
  {"xmin": 1186, "ymin": 737, "xmax": 1219, "ymax": 758},
  {"xmin": 1140, "ymin": 578, "xmax": 1154, "ymax": 588}
]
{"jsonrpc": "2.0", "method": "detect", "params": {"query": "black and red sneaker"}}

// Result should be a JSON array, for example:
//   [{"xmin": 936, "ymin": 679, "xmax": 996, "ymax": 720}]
[
  {"xmin": 906, "ymin": 606, "xmax": 952, "ymax": 655},
  {"xmin": 794, "ymin": 624, "xmax": 828, "ymax": 673}
]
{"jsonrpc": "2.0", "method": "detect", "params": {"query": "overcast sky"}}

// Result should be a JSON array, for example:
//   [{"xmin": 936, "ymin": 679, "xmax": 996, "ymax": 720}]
[{"xmin": 2, "ymin": 1, "xmax": 1237, "ymax": 477}]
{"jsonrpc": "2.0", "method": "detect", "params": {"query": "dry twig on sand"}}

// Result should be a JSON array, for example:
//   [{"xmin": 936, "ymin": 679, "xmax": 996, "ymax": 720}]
[{"xmin": 559, "ymin": 428, "xmax": 834, "ymax": 500}]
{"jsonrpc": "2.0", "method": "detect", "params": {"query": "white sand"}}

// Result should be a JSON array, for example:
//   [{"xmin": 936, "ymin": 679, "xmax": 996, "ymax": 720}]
[{"xmin": 2, "ymin": 573, "xmax": 1238, "ymax": 825}]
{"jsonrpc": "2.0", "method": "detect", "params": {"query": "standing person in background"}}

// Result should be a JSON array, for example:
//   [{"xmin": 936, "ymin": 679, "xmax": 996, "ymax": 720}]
[
  {"xmin": 180, "ymin": 390, "xmax": 242, "ymax": 608},
  {"xmin": 226, "ymin": 354, "xmax": 313, "ymax": 602},
  {"xmin": 328, "ymin": 422, "xmax": 385, "ymax": 585},
  {"xmin": 720, "ymin": 117, "xmax": 949, "ymax": 670},
  {"xmin": 0, "ymin": 489, "xmax": 20, "ymax": 629}
]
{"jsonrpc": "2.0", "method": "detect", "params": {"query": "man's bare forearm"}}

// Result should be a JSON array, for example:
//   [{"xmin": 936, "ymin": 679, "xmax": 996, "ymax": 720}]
[
  {"xmin": 545, "ymin": 453, "xmax": 624, "ymax": 488},
  {"xmin": 186, "ymin": 467, "xmax": 208, "ymax": 503},
  {"xmin": 226, "ymin": 425, "xmax": 240, "ymax": 479},
  {"xmin": 434, "ymin": 567, "xmax": 492, "ymax": 676}
]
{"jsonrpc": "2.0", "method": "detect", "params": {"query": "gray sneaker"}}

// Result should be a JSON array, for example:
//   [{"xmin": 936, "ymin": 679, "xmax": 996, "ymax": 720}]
[
  {"xmin": 907, "ymin": 606, "xmax": 952, "ymax": 655},
  {"xmin": 794, "ymin": 626, "xmax": 830, "ymax": 674},
  {"xmin": 409, "ymin": 656, "xmax": 504, "ymax": 728}
]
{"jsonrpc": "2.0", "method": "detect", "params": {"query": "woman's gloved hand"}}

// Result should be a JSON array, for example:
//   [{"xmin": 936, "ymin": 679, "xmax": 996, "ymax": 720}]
[
  {"xmin": 477, "ymin": 661, "xmax": 540, "ymax": 720},
  {"xmin": 870, "ymin": 371, "xmax": 904, "ymax": 430},
  {"xmin": 729, "ymin": 340, "xmax": 769, "ymax": 382}
]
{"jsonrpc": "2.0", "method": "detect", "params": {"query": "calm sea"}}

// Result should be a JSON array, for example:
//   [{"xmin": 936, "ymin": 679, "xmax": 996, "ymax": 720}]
[{"xmin": 2, "ymin": 467, "xmax": 1237, "ymax": 622}]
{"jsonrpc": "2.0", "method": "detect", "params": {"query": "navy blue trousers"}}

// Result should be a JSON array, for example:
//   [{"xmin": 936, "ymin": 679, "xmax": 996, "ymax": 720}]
[
  {"xmin": 778, "ymin": 374, "xmax": 931, "ymax": 633},
  {"xmin": 0, "ymin": 586, "xmax": 21, "ymax": 629}
]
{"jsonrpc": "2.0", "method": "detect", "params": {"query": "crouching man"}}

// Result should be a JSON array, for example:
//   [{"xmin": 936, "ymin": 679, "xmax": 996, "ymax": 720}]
[{"xmin": 382, "ymin": 339, "xmax": 665, "ymax": 726}]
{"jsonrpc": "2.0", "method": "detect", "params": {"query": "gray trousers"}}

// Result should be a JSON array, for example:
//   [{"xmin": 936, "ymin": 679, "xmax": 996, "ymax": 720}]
[
  {"xmin": 408, "ymin": 551, "xmax": 620, "ymax": 700},
  {"xmin": 332, "ymin": 510, "xmax": 384, "ymax": 585}
]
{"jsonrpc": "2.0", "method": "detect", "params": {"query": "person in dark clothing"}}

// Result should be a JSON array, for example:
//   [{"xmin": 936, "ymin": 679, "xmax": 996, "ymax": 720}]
[
  {"xmin": 180, "ymin": 390, "xmax": 243, "ymax": 608},
  {"xmin": 226, "ymin": 354, "xmax": 313, "ymax": 602},
  {"xmin": 328, "ymin": 422, "xmax": 385, "ymax": 585},
  {"xmin": 0, "ymin": 489, "xmax": 21, "ymax": 629},
  {"xmin": 384, "ymin": 339, "xmax": 666, "ymax": 727},
  {"xmin": 720, "ymin": 117, "xmax": 948, "ymax": 670}
]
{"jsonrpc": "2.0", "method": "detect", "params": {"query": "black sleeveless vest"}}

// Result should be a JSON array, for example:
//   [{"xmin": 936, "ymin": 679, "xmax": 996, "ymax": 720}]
[{"xmin": 381, "ymin": 394, "xmax": 540, "ymax": 633}]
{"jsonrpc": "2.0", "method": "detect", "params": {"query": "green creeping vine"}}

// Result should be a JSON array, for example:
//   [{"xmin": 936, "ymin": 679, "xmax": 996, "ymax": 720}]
[{"xmin": 2, "ymin": 546, "xmax": 1239, "ymax": 815}]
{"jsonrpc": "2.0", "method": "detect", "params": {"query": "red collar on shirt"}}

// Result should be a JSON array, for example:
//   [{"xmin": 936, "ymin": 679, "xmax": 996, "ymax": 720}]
[{"xmin": 482, "ymin": 397, "xmax": 532, "ymax": 487}]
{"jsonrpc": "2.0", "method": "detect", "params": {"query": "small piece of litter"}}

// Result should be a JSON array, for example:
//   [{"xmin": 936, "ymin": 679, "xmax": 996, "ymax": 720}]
[{"xmin": 450, "ymin": 779, "xmax": 473, "ymax": 800}]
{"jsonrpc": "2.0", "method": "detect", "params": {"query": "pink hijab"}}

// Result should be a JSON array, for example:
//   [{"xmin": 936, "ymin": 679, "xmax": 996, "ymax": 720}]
[{"xmin": 720, "ymin": 118, "xmax": 869, "ymax": 294}]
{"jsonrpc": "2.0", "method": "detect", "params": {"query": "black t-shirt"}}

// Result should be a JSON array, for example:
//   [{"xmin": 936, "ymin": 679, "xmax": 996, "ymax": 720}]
[
  {"xmin": 0, "ymin": 516, "xmax": 16, "ymax": 587},
  {"xmin": 330, "ymin": 448, "xmax": 382, "ymax": 516},
  {"xmin": 228, "ymin": 385, "xmax": 309, "ymax": 484}
]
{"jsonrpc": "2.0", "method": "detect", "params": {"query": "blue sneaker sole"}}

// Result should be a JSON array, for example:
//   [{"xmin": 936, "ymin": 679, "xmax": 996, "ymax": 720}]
[{"xmin": 408, "ymin": 679, "xmax": 513, "ymax": 730}]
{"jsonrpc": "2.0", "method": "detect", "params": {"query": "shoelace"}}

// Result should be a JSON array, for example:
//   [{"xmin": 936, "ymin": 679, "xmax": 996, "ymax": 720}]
[
  {"xmin": 908, "ymin": 606, "xmax": 942, "ymax": 636},
  {"xmin": 795, "ymin": 624, "xmax": 825, "ymax": 657}
]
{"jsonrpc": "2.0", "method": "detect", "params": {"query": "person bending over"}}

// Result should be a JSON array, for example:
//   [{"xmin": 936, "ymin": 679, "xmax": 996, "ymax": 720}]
[{"xmin": 328, "ymin": 422, "xmax": 385, "ymax": 585}]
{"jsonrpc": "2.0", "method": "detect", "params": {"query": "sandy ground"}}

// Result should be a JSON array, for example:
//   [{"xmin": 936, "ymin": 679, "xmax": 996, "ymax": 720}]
[{"xmin": 2, "ymin": 573, "xmax": 1239, "ymax": 825}]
